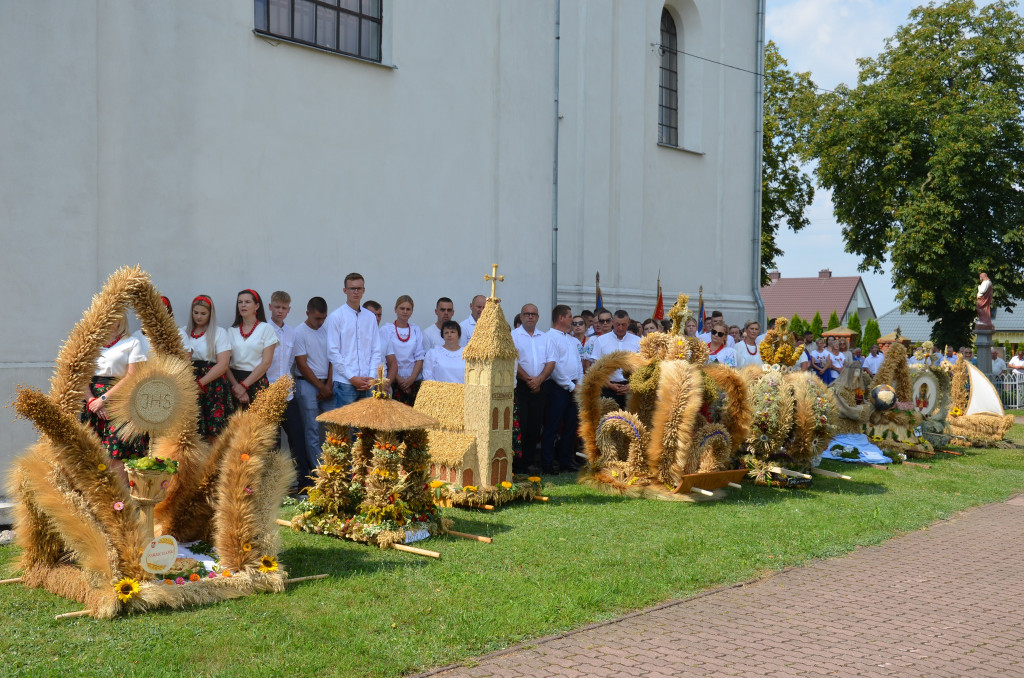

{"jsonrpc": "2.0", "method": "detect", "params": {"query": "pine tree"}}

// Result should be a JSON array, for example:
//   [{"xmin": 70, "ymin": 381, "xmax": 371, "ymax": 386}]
[
  {"xmin": 827, "ymin": 310, "xmax": 841, "ymax": 331},
  {"xmin": 847, "ymin": 311, "xmax": 862, "ymax": 342},
  {"xmin": 810, "ymin": 311, "xmax": 823, "ymax": 338},
  {"xmin": 861, "ymin": 319, "xmax": 881, "ymax": 354},
  {"xmin": 790, "ymin": 313, "xmax": 804, "ymax": 336}
]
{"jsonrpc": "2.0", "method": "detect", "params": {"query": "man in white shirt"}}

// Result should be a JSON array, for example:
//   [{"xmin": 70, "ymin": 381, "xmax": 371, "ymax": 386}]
[
  {"xmin": 991, "ymin": 349, "xmax": 1007, "ymax": 378},
  {"xmin": 941, "ymin": 346, "xmax": 959, "ymax": 364},
  {"xmin": 581, "ymin": 310, "xmax": 596, "ymax": 337},
  {"xmin": 512, "ymin": 303, "xmax": 554, "ymax": 473},
  {"xmin": 1009, "ymin": 349, "xmax": 1024, "ymax": 376},
  {"xmin": 861, "ymin": 344, "xmax": 884, "ymax": 376},
  {"xmin": 268, "ymin": 291, "xmax": 307, "ymax": 487},
  {"xmin": 541, "ymin": 305, "xmax": 584, "ymax": 474},
  {"xmin": 422, "ymin": 297, "xmax": 455, "ymax": 352},
  {"xmin": 589, "ymin": 309, "xmax": 642, "ymax": 408},
  {"xmin": 584, "ymin": 309, "xmax": 613, "ymax": 369},
  {"xmin": 293, "ymin": 296, "xmax": 333, "ymax": 481},
  {"xmin": 326, "ymin": 273, "xmax": 384, "ymax": 409},
  {"xmin": 459, "ymin": 295, "xmax": 486, "ymax": 347}
]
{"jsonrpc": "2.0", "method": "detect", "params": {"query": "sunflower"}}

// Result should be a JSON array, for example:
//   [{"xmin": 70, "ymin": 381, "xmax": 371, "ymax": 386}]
[
  {"xmin": 527, "ymin": 476, "xmax": 542, "ymax": 483},
  {"xmin": 97, "ymin": 463, "xmax": 107, "ymax": 471},
  {"xmin": 429, "ymin": 480, "xmax": 445, "ymax": 489},
  {"xmin": 242, "ymin": 542, "xmax": 252, "ymax": 552},
  {"xmin": 114, "ymin": 577, "xmax": 140, "ymax": 603},
  {"xmin": 500, "ymin": 481, "xmax": 512, "ymax": 489},
  {"xmin": 258, "ymin": 555, "xmax": 278, "ymax": 573},
  {"xmin": 464, "ymin": 485, "xmax": 478, "ymax": 493}
]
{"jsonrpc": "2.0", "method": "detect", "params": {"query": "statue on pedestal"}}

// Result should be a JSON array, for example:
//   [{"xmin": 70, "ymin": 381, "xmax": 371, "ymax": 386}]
[{"xmin": 976, "ymin": 272, "xmax": 994, "ymax": 329}]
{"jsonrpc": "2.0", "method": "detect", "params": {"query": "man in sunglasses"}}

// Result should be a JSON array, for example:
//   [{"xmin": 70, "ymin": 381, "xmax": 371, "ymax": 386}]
[
  {"xmin": 584, "ymin": 309, "xmax": 614, "ymax": 370},
  {"xmin": 589, "ymin": 309, "xmax": 641, "ymax": 408}
]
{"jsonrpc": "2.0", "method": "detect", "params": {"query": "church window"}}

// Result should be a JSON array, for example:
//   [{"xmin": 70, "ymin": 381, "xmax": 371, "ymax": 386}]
[
  {"xmin": 255, "ymin": 0, "xmax": 382, "ymax": 63},
  {"xmin": 462, "ymin": 469, "xmax": 473, "ymax": 487},
  {"xmin": 490, "ymin": 449, "xmax": 508, "ymax": 485},
  {"xmin": 503, "ymin": 407, "xmax": 510, "ymax": 430},
  {"xmin": 658, "ymin": 8, "xmax": 679, "ymax": 147},
  {"xmin": 492, "ymin": 407, "xmax": 499, "ymax": 431}
]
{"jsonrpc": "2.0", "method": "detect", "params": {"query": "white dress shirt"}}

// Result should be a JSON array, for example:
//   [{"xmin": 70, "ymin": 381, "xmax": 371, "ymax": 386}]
[
  {"xmin": 861, "ymin": 351, "xmax": 884, "ymax": 375},
  {"xmin": 181, "ymin": 325, "xmax": 231, "ymax": 363},
  {"xmin": 1009, "ymin": 355, "xmax": 1024, "ymax": 375},
  {"xmin": 459, "ymin": 315, "xmax": 477, "ymax": 347},
  {"xmin": 293, "ymin": 322, "xmax": 331, "ymax": 381},
  {"xmin": 421, "ymin": 323, "xmax": 445, "ymax": 353},
  {"xmin": 267, "ymin": 321, "xmax": 296, "ymax": 384},
  {"xmin": 380, "ymin": 323, "xmax": 426, "ymax": 379},
  {"xmin": 326, "ymin": 304, "xmax": 384, "ymax": 385},
  {"xmin": 546, "ymin": 329, "xmax": 583, "ymax": 392},
  {"xmin": 228, "ymin": 322, "xmax": 279, "ymax": 372},
  {"xmin": 512, "ymin": 326, "xmax": 553, "ymax": 378},
  {"xmin": 590, "ymin": 331, "xmax": 642, "ymax": 382},
  {"xmin": 991, "ymin": 356, "xmax": 1007, "ymax": 376},
  {"xmin": 422, "ymin": 346, "xmax": 465, "ymax": 383}
]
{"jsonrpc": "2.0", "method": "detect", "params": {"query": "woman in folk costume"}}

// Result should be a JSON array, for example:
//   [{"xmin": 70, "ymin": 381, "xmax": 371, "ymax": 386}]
[
  {"xmin": 183, "ymin": 294, "xmax": 233, "ymax": 438},
  {"xmin": 82, "ymin": 313, "xmax": 148, "ymax": 478},
  {"xmin": 381, "ymin": 295, "xmax": 425, "ymax": 404},
  {"xmin": 225, "ymin": 289, "xmax": 279, "ymax": 410}
]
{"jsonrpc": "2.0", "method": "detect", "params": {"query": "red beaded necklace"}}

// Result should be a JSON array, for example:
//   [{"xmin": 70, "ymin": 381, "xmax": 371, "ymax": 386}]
[
  {"xmin": 239, "ymin": 320, "xmax": 259, "ymax": 340},
  {"xmin": 191, "ymin": 327, "xmax": 207, "ymax": 339},
  {"xmin": 394, "ymin": 324, "xmax": 411, "ymax": 343},
  {"xmin": 709, "ymin": 344, "xmax": 724, "ymax": 355},
  {"xmin": 103, "ymin": 334, "xmax": 123, "ymax": 349},
  {"xmin": 744, "ymin": 340, "xmax": 758, "ymax": 355}
]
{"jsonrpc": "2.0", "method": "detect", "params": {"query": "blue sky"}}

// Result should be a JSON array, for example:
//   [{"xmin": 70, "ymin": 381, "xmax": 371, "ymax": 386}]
[{"xmin": 765, "ymin": 0, "xmax": 924, "ymax": 316}]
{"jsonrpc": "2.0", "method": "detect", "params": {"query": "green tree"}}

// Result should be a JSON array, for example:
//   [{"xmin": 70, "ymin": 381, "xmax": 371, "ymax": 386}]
[
  {"xmin": 789, "ymin": 313, "xmax": 805, "ymax": 336},
  {"xmin": 847, "ymin": 311, "xmax": 862, "ymax": 342},
  {"xmin": 807, "ymin": 1, "xmax": 1024, "ymax": 348},
  {"xmin": 827, "ymin": 310, "xmax": 841, "ymax": 331},
  {"xmin": 760, "ymin": 41, "xmax": 817, "ymax": 285},
  {"xmin": 810, "ymin": 311, "xmax": 823, "ymax": 339},
  {"xmin": 861, "ymin": 319, "xmax": 882, "ymax": 354}
]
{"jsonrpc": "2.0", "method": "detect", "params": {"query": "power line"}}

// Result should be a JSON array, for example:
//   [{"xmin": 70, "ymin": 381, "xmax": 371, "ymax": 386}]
[{"xmin": 651, "ymin": 43, "xmax": 837, "ymax": 95}]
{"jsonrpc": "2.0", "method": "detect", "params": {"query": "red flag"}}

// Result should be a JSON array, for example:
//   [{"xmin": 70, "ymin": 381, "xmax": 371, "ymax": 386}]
[{"xmin": 653, "ymin": 272, "xmax": 664, "ymax": 320}]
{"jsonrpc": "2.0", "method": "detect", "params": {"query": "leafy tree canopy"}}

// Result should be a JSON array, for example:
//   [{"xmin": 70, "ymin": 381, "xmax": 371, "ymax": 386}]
[
  {"xmin": 847, "ymin": 311, "xmax": 862, "ymax": 340},
  {"xmin": 861, "ymin": 318, "xmax": 882, "ymax": 354},
  {"xmin": 761, "ymin": 41, "xmax": 817, "ymax": 285},
  {"xmin": 827, "ymin": 310, "xmax": 841, "ymax": 331},
  {"xmin": 807, "ymin": 0, "xmax": 1024, "ymax": 348},
  {"xmin": 810, "ymin": 311, "xmax": 824, "ymax": 338}
]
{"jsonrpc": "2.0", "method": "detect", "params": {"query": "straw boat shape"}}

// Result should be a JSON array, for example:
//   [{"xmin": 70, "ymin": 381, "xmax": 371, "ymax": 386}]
[{"xmin": 318, "ymin": 396, "xmax": 439, "ymax": 431}]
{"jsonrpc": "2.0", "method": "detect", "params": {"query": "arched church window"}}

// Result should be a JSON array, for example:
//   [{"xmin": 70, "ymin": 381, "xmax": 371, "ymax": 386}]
[
  {"xmin": 503, "ymin": 407, "xmax": 511, "ymax": 430},
  {"xmin": 659, "ymin": 8, "xmax": 679, "ymax": 147},
  {"xmin": 492, "ymin": 407, "xmax": 499, "ymax": 430},
  {"xmin": 462, "ymin": 468, "xmax": 473, "ymax": 487}
]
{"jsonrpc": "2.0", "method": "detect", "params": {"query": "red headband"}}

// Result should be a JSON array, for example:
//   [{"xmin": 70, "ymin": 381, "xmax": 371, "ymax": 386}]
[
  {"xmin": 193, "ymin": 295, "xmax": 212, "ymax": 307},
  {"xmin": 244, "ymin": 289, "xmax": 260, "ymax": 303},
  {"xmin": 160, "ymin": 296, "xmax": 171, "ymax": 309}
]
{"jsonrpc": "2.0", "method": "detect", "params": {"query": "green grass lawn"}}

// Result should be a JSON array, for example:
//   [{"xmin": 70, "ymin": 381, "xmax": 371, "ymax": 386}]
[{"xmin": 3, "ymin": 425, "xmax": 1024, "ymax": 678}]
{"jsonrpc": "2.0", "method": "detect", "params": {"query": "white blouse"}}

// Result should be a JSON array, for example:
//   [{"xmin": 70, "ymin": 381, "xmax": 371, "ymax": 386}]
[
  {"xmin": 131, "ymin": 327, "xmax": 188, "ymax": 359},
  {"xmin": 228, "ymin": 322, "xmax": 279, "ymax": 372},
  {"xmin": 380, "ymin": 323, "xmax": 426, "ymax": 379},
  {"xmin": 180, "ymin": 325, "xmax": 231, "ymax": 363},
  {"xmin": 422, "ymin": 346, "xmax": 465, "ymax": 384},
  {"xmin": 733, "ymin": 341, "xmax": 762, "ymax": 369},
  {"xmin": 94, "ymin": 335, "xmax": 147, "ymax": 378},
  {"xmin": 706, "ymin": 346, "xmax": 736, "ymax": 367}
]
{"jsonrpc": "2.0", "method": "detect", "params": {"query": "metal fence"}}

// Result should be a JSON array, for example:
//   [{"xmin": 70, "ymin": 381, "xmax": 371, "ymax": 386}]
[{"xmin": 995, "ymin": 372, "xmax": 1024, "ymax": 409}]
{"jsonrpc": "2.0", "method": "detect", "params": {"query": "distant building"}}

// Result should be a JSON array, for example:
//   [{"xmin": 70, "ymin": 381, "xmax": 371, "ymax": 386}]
[
  {"xmin": 760, "ymin": 269, "xmax": 876, "ymax": 325},
  {"xmin": 876, "ymin": 304, "xmax": 1024, "ymax": 349}
]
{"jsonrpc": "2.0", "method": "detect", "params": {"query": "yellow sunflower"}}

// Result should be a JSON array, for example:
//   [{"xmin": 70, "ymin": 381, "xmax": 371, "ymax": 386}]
[
  {"xmin": 258, "ymin": 555, "xmax": 278, "ymax": 573},
  {"xmin": 114, "ymin": 577, "xmax": 140, "ymax": 603},
  {"xmin": 500, "ymin": 481, "xmax": 512, "ymax": 489},
  {"xmin": 429, "ymin": 480, "xmax": 445, "ymax": 489},
  {"xmin": 527, "ymin": 476, "xmax": 542, "ymax": 483}
]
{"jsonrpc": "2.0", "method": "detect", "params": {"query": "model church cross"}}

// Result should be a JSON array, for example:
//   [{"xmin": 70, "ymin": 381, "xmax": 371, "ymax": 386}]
[{"xmin": 485, "ymin": 263, "xmax": 504, "ymax": 300}]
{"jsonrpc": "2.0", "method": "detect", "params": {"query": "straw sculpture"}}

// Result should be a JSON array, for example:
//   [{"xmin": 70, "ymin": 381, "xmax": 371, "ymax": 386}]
[
  {"xmin": 871, "ymin": 341, "xmax": 912, "ymax": 402},
  {"xmin": 8, "ymin": 267, "xmax": 295, "ymax": 618},
  {"xmin": 647, "ymin": 360, "xmax": 706, "ymax": 486},
  {"xmin": 577, "ymin": 351, "xmax": 646, "ymax": 463},
  {"xmin": 785, "ymin": 372, "xmax": 838, "ymax": 466}
]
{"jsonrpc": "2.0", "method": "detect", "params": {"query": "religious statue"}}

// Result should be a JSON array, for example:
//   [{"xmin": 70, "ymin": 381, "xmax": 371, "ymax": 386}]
[{"xmin": 976, "ymin": 272, "xmax": 994, "ymax": 329}]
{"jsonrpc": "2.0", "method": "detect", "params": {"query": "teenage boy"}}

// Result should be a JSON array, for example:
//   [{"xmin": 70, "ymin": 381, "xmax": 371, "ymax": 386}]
[
  {"xmin": 327, "ymin": 273, "xmax": 384, "ymax": 408},
  {"xmin": 293, "ymin": 297, "xmax": 333, "ymax": 482},
  {"xmin": 268, "ymin": 291, "xmax": 307, "ymax": 491}
]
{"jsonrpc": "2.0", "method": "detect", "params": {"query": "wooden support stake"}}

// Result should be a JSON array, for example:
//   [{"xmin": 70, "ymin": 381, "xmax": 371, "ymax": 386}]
[
  {"xmin": 55, "ymin": 609, "xmax": 92, "ymax": 620},
  {"xmin": 939, "ymin": 449, "xmax": 964, "ymax": 456},
  {"xmin": 275, "ymin": 518, "xmax": 292, "ymax": 528},
  {"xmin": 810, "ymin": 468, "xmax": 852, "ymax": 481},
  {"xmin": 391, "ymin": 543, "xmax": 441, "ymax": 559},
  {"xmin": 690, "ymin": 487, "xmax": 714, "ymax": 497},
  {"xmin": 903, "ymin": 461, "xmax": 931, "ymax": 469},
  {"xmin": 727, "ymin": 482, "xmax": 743, "ymax": 489},
  {"xmin": 768, "ymin": 466, "xmax": 812, "ymax": 480},
  {"xmin": 533, "ymin": 496, "xmax": 550, "ymax": 502},
  {"xmin": 446, "ymin": 530, "xmax": 492, "ymax": 543},
  {"xmin": 867, "ymin": 463, "xmax": 889, "ymax": 469},
  {"xmin": 0, "ymin": 577, "xmax": 23, "ymax": 585},
  {"xmin": 480, "ymin": 504, "xmax": 495, "ymax": 511},
  {"xmin": 284, "ymin": 574, "xmax": 329, "ymax": 585}
]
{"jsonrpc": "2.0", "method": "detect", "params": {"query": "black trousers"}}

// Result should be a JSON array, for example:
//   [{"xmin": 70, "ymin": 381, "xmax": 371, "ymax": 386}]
[
  {"xmin": 278, "ymin": 398, "xmax": 309, "ymax": 490},
  {"xmin": 601, "ymin": 383, "xmax": 628, "ymax": 410},
  {"xmin": 541, "ymin": 381, "xmax": 579, "ymax": 469},
  {"xmin": 514, "ymin": 380, "xmax": 546, "ymax": 468}
]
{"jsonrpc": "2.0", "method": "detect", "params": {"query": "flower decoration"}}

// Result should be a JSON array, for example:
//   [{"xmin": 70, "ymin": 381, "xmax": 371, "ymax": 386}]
[
  {"xmin": 258, "ymin": 555, "xmax": 278, "ymax": 573},
  {"xmin": 113, "ymin": 501, "xmax": 124, "ymax": 511},
  {"xmin": 950, "ymin": 406, "xmax": 963, "ymax": 417},
  {"xmin": 164, "ymin": 579, "xmax": 174, "ymax": 585},
  {"xmin": 500, "ymin": 481, "xmax": 512, "ymax": 489},
  {"xmin": 97, "ymin": 463, "xmax": 107, "ymax": 472},
  {"xmin": 527, "ymin": 476, "xmax": 542, "ymax": 483},
  {"xmin": 244, "ymin": 487, "xmax": 253, "ymax": 495},
  {"xmin": 222, "ymin": 570, "xmax": 232, "ymax": 578},
  {"xmin": 242, "ymin": 542, "xmax": 252, "ymax": 552},
  {"xmin": 429, "ymin": 480, "xmax": 445, "ymax": 489},
  {"xmin": 161, "ymin": 480, "xmax": 169, "ymax": 489},
  {"xmin": 189, "ymin": 573, "xmax": 201, "ymax": 582},
  {"xmin": 240, "ymin": 453, "xmax": 250, "ymax": 462},
  {"xmin": 175, "ymin": 577, "xmax": 185, "ymax": 585},
  {"xmin": 464, "ymin": 485, "xmax": 478, "ymax": 493},
  {"xmin": 114, "ymin": 577, "xmax": 140, "ymax": 603},
  {"xmin": 207, "ymin": 571, "xmax": 218, "ymax": 579}
]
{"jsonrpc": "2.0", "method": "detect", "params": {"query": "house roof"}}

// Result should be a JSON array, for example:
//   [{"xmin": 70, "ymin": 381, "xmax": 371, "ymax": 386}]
[
  {"xmin": 877, "ymin": 302, "xmax": 1024, "ymax": 342},
  {"xmin": 760, "ymin": 274, "xmax": 868, "ymax": 322}
]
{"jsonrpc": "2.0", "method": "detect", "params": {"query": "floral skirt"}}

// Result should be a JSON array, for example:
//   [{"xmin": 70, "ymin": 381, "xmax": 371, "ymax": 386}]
[
  {"xmin": 229, "ymin": 369, "xmax": 269, "ymax": 412},
  {"xmin": 392, "ymin": 379, "xmax": 421, "ymax": 406},
  {"xmin": 194, "ymin": 362, "xmax": 231, "ymax": 437},
  {"xmin": 511, "ymin": 397, "xmax": 523, "ymax": 458},
  {"xmin": 81, "ymin": 378, "xmax": 148, "ymax": 461}
]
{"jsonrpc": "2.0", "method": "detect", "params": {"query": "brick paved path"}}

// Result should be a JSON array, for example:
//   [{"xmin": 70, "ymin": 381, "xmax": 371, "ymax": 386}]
[{"xmin": 423, "ymin": 497, "xmax": 1024, "ymax": 677}]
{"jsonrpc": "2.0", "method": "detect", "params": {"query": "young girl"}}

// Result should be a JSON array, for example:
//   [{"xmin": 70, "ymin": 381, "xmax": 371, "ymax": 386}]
[
  {"xmin": 183, "ymin": 295, "xmax": 232, "ymax": 438},
  {"xmin": 381, "ymin": 295, "xmax": 425, "ymax": 404},
  {"xmin": 225, "ymin": 289, "xmax": 279, "ymax": 410},
  {"xmin": 82, "ymin": 314, "xmax": 148, "ymax": 477}
]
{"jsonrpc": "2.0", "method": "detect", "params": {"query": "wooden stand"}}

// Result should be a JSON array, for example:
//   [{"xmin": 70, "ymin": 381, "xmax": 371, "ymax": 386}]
[
  {"xmin": 672, "ymin": 469, "xmax": 748, "ymax": 495},
  {"xmin": 55, "ymin": 609, "xmax": 92, "ymax": 620},
  {"xmin": 284, "ymin": 574, "xmax": 329, "ymax": 585},
  {"xmin": 810, "ymin": 467, "xmax": 852, "ymax": 481},
  {"xmin": 0, "ymin": 577, "xmax": 23, "ymax": 585},
  {"xmin": 127, "ymin": 468, "xmax": 175, "ymax": 542},
  {"xmin": 391, "ymin": 543, "xmax": 440, "ymax": 559},
  {"xmin": 275, "ymin": 518, "xmax": 292, "ymax": 527},
  {"xmin": 446, "ymin": 530, "xmax": 492, "ymax": 543},
  {"xmin": 768, "ymin": 466, "xmax": 812, "ymax": 480}
]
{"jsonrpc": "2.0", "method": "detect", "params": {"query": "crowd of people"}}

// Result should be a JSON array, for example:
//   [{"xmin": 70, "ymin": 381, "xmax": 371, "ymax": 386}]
[{"xmin": 82, "ymin": 275, "xmax": 1024, "ymax": 487}]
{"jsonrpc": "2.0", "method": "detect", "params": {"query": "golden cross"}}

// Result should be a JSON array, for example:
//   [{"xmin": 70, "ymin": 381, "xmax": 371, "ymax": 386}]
[
  {"xmin": 371, "ymin": 364, "xmax": 391, "ymax": 400},
  {"xmin": 484, "ymin": 263, "xmax": 504, "ymax": 300}
]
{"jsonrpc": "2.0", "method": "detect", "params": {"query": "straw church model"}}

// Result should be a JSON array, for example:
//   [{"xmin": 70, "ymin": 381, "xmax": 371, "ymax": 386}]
[{"xmin": 414, "ymin": 268, "xmax": 542, "ymax": 507}]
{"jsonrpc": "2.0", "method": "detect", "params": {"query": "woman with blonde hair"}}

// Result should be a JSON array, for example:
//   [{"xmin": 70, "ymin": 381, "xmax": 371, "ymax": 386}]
[
  {"xmin": 705, "ymin": 319, "xmax": 736, "ymax": 367},
  {"xmin": 183, "ymin": 294, "xmax": 232, "ymax": 438},
  {"xmin": 381, "ymin": 294, "xmax": 425, "ymax": 404},
  {"xmin": 733, "ymin": 319, "xmax": 763, "ymax": 369}
]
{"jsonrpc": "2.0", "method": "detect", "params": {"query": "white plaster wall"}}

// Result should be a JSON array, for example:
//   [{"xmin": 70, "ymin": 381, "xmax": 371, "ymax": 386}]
[{"xmin": 556, "ymin": 0, "xmax": 760, "ymax": 324}]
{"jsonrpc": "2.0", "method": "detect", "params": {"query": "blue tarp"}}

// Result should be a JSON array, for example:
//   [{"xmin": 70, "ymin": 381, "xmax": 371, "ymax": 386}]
[{"xmin": 820, "ymin": 433, "xmax": 893, "ymax": 464}]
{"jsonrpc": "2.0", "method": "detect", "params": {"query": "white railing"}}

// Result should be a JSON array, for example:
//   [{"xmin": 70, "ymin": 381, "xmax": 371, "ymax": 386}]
[{"xmin": 994, "ymin": 372, "xmax": 1024, "ymax": 409}]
